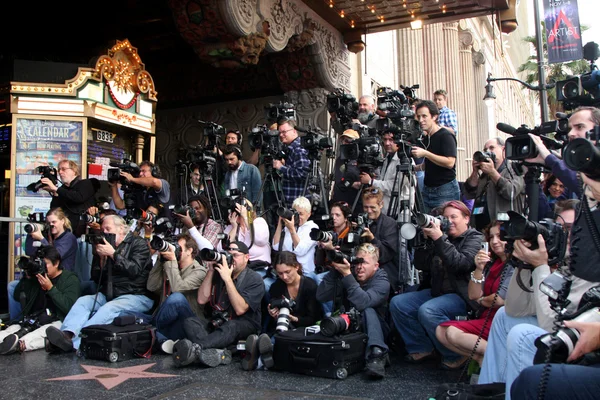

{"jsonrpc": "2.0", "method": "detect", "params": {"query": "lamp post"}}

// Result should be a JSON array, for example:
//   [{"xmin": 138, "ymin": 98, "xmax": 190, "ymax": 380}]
[{"xmin": 483, "ymin": 73, "xmax": 555, "ymax": 119}]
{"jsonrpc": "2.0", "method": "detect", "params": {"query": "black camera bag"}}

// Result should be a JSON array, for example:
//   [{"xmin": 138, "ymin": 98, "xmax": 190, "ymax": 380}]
[
  {"xmin": 78, "ymin": 318, "xmax": 156, "ymax": 363},
  {"xmin": 272, "ymin": 329, "xmax": 367, "ymax": 379}
]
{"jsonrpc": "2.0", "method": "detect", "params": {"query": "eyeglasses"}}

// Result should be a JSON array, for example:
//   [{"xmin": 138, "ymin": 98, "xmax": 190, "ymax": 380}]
[
  {"xmin": 58, "ymin": 167, "xmax": 72, "ymax": 172},
  {"xmin": 279, "ymin": 129, "xmax": 294, "ymax": 135}
]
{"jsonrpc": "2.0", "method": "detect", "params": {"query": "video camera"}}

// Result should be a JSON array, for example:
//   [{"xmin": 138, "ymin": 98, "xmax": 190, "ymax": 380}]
[
  {"xmin": 184, "ymin": 145, "xmax": 218, "ymax": 173},
  {"xmin": 26, "ymin": 166, "xmax": 58, "ymax": 193},
  {"xmin": 563, "ymin": 125, "xmax": 600, "ymax": 180},
  {"xmin": 107, "ymin": 159, "xmax": 141, "ymax": 186},
  {"xmin": 24, "ymin": 212, "xmax": 46, "ymax": 234},
  {"xmin": 497, "ymin": 122, "xmax": 566, "ymax": 161},
  {"xmin": 298, "ymin": 126, "xmax": 333, "ymax": 155},
  {"xmin": 271, "ymin": 296, "xmax": 297, "ymax": 333},
  {"xmin": 199, "ymin": 121, "xmax": 225, "ymax": 148},
  {"xmin": 248, "ymin": 124, "xmax": 280, "ymax": 152},
  {"xmin": 320, "ymin": 307, "xmax": 362, "ymax": 337},
  {"xmin": 265, "ymin": 102, "xmax": 296, "ymax": 122},
  {"xmin": 555, "ymin": 42, "xmax": 600, "ymax": 110},
  {"xmin": 376, "ymin": 85, "xmax": 422, "ymax": 153},
  {"xmin": 501, "ymin": 211, "xmax": 568, "ymax": 269},
  {"xmin": 338, "ymin": 135, "xmax": 385, "ymax": 174},
  {"xmin": 326, "ymin": 88, "xmax": 358, "ymax": 129}
]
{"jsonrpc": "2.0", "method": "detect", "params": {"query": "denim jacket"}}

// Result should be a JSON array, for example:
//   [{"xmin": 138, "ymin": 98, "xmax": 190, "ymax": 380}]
[{"xmin": 224, "ymin": 161, "xmax": 262, "ymax": 204}]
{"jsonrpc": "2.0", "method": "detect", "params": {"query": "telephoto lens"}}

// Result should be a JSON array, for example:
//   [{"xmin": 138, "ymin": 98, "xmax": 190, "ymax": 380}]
[
  {"xmin": 320, "ymin": 314, "xmax": 351, "ymax": 337},
  {"xmin": 277, "ymin": 207, "xmax": 295, "ymax": 220},
  {"xmin": 24, "ymin": 223, "xmax": 45, "ymax": 234},
  {"xmin": 149, "ymin": 236, "xmax": 172, "ymax": 252},
  {"xmin": 81, "ymin": 213, "xmax": 98, "ymax": 224},
  {"xmin": 310, "ymin": 228, "xmax": 337, "ymax": 243},
  {"xmin": 199, "ymin": 248, "xmax": 221, "ymax": 262},
  {"xmin": 276, "ymin": 307, "xmax": 292, "ymax": 333}
]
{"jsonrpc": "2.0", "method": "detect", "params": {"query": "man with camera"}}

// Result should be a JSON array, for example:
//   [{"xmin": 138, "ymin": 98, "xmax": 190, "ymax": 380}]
[
  {"xmin": 411, "ymin": 100, "xmax": 460, "ymax": 212},
  {"xmin": 0, "ymin": 246, "xmax": 80, "ymax": 354},
  {"xmin": 316, "ymin": 243, "xmax": 391, "ymax": 379},
  {"xmin": 360, "ymin": 131, "xmax": 410, "ymax": 215},
  {"xmin": 463, "ymin": 137, "xmax": 525, "ymax": 230},
  {"xmin": 477, "ymin": 202, "xmax": 598, "ymax": 399},
  {"xmin": 524, "ymin": 106, "xmax": 600, "ymax": 197},
  {"xmin": 174, "ymin": 194, "xmax": 222, "ymax": 250},
  {"xmin": 111, "ymin": 160, "xmax": 172, "ymax": 213},
  {"xmin": 172, "ymin": 241, "xmax": 265, "ymax": 368},
  {"xmin": 223, "ymin": 144, "xmax": 262, "ymax": 204},
  {"xmin": 272, "ymin": 118, "xmax": 310, "ymax": 207},
  {"xmin": 145, "ymin": 233, "xmax": 208, "ymax": 352},
  {"xmin": 331, "ymin": 129, "xmax": 364, "ymax": 213},
  {"xmin": 45, "ymin": 215, "xmax": 154, "ymax": 352},
  {"xmin": 38, "ymin": 159, "xmax": 98, "ymax": 236}
]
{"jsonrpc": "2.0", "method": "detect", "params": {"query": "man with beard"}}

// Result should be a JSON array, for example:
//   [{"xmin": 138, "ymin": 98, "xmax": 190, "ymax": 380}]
[
  {"xmin": 223, "ymin": 145, "xmax": 261, "ymax": 204},
  {"xmin": 174, "ymin": 194, "xmax": 222, "ymax": 250},
  {"xmin": 357, "ymin": 95, "xmax": 379, "ymax": 129}
]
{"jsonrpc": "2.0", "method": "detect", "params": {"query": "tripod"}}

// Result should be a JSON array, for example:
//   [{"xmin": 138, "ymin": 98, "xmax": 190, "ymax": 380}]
[
  {"xmin": 303, "ymin": 152, "xmax": 331, "ymax": 222},
  {"xmin": 388, "ymin": 146, "xmax": 425, "ymax": 291},
  {"xmin": 522, "ymin": 163, "xmax": 542, "ymax": 222},
  {"xmin": 255, "ymin": 161, "xmax": 286, "ymax": 219},
  {"xmin": 200, "ymin": 163, "xmax": 224, "ymax": 223}
]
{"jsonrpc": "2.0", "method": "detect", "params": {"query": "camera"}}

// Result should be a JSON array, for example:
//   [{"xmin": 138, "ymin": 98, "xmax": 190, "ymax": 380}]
[
  {"xmin": 320, "ymin": 307, "xmax": 362, "ymax": 337},
  {"xmin": 185, "ymin": 145, "xmax": 218, "ymax": 173},
  {"xmin": 26, "ymin": 166, "xmax": 58, "ymax": 193},
  {"xmin": 203, "ymin": 121, "xmax": 225, "ymax": 138},
  {"xmin": 17, "ymin": 254, "xmax": 47, "ymax": 277},
  {"xmin": 81, "ymin": 212, "xmax": 100, "ymax": 225},
  {"xmin": 265, "ymin": 102, "xmax": 296, "ymax": 122},
  {"xmin": 13, "ymin": 316, "xmax": 43, "ymax": 339},
  {"xmin": 344, "ymin": 213, "xmax": 372, "ymax": 248},
  {"xmin": 199, "ymin": 248, "xmax": 234, "ymax": 266},
  {"xmin": 172, "ymin": 204, "xmax": 196, "ymax": 219},
  {"xmin": 107, "ymin": 159, "xmax": 141, "ymax": 185},
  {"xmin": 154, "ymin": 216, "xmax": 175, "ymax": 236},
  {"xmin": 220, "ymin": 188, "xmax": 246, "ymax": 215},
  {"xmin": 563, "ymin": 126, "xmax": 600, "ymax": 180},
  {"xmin": 300, "ymin": 127, "xmax": 333, "ymax": 153},
  {"xmin": 338, "ymin": 135, "xmax": 385, "ymax": 174},
  {"xmin": 473, "ymin": 150, "xmax": 496, "ymax": 163},
  {"xmin": 150, "ymin": 235, "xmax": 182, "ymax": 259},
  {"xmin": 248, "ymin": 124, "xmax": 280, "ymax": 152},
  {"xmin": 416, "ymin": 213, "xmax": 450, "ymax": 231},
  {"xmin": 277, "ymin": 206, "xmax": 299, "ymax": 222},
  {"xmin": 554, "ymin": 42, "xmax": 600, "ymax": 110},
  {"xmin": 534, "ymin": 286, "xmax": 600, "ymax": 364},
  {"xmin": 210, "ymin": 310, "xmax": 230, "ymax": 329},
  {"xmin": 326, "ymin": 88, "xmax": 358, "ymax": 129},
  {"xmin": 131, "ymin": 209, "xmax": 156, "ymax": 224},
  {"xmin": 84, "ymin": 232, "xmax": 116, "ymax": 245},
  {"xmin": 501, "ymin": 211, "xmax": 568, "ymax": 269},
  {"xmin": 309, "ymin": 228, "xmax": 337, "ymax": 243},
  {"xmin": 326, "ymin": 249, "xmax": 364, "ymax": 265},
  {"xmin": 498, "ymin": 122, "xmax": 565, "ymax": 161},
  {"xmin": 271, "ymin": 296, "xmax": 297, "ymax": 333},
  {"xmin": 24, "ymin": 212, "xmax": 46, "ymax": 234}
]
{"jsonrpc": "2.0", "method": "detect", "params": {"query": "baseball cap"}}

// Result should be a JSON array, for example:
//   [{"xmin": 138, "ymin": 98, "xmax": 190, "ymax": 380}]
[
  {"xmin": 341, "ymin": 129, "xmax": 359, "ymax": 140},
  {"xmin": 228, "ymin": 241, "xmax": 249, "ymax": 254}
]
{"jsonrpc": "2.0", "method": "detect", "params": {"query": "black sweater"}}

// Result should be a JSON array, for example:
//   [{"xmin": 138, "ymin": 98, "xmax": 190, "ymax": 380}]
[{"xmin": 267, "ymin": 276, "xmax": 323, "ymax": 334}]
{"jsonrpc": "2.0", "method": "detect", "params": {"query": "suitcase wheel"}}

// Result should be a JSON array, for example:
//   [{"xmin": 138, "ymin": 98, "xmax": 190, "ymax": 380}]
[
  {"xmin": 108, "ymin": 351, "xmax": 119, "ymax": 363},
  {"xmin": 335, "ymin": 368, "xmax": 348, "ymax": 380}
]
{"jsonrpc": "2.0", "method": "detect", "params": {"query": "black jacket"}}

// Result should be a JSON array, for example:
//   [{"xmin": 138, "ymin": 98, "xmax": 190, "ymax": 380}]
[
  {"xmin": 91, "ymin": 233, "xmax": 152, "ymax": 299},
  {"xmin": 51, "ymin": 176, "xmax": 97, "ymax": 236},
  {"xmin": 414, "ymin": 228, "xmax": 484, "ymax": 311},
  {"xmin": 369, "ymin": 213, "xmax": 400, "ymax": 291}
]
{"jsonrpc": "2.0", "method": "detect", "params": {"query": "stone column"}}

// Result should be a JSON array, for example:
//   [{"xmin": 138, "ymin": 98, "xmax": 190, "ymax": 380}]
[
  {"xmin": 396, "ymin": 27, "xmax": 424, "ymax": 90},
  {"xmin": 422, "ymin": 23, "xmax": 446, "ymax": 99},
  {"xmin": 472, "ymin": 48, "xmax": 488, "ymax": 151},
  {"xmin": 458, "ymin": 28, "xmax": 476, "ymax": 182}
]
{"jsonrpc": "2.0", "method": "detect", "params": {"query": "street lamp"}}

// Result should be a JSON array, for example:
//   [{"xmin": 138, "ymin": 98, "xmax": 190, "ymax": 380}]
[{"xmin": 483, "ymin": 73, "xmax": 555, "ymax": 118}]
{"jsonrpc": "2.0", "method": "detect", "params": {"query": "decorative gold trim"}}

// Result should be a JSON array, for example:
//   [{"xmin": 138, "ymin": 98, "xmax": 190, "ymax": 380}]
[{"xmin": 10, "ymin": 68, "xmax": 96, "ymax": 97}]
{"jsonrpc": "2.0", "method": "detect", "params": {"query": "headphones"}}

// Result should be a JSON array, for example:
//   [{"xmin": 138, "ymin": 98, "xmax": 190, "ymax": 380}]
[
  {"xmin": 224, "ymin": 144, "xmax": 243, "ymax": 159},
  {"xmin": 143, "ymin": 161, "xmax": 160, "ymax": 178}
]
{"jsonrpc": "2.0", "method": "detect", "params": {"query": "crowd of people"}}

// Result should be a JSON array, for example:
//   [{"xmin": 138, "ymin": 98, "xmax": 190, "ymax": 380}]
[{"xmin": 2, "ymin": 93, "xmax": 600, "ymax": 399}]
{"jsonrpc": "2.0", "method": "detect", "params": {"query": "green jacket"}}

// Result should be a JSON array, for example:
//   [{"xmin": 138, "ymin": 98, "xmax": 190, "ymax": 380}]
[{"xmin": 14, "ymin": 270, "xmax": 81, "ymax": 321}]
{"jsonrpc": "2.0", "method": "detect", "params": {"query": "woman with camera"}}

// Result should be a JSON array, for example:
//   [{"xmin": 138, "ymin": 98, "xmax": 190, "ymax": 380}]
[
  {"xmin": 0, "ymin": 246, "xmax": 80, "ymax": 354},
  {"xmin": 242, "ymin": 251, "xmax": 322, "ymax": 371},
  {"xmin": 389, "ymin": 200, "xmax": 484, "ymax": 370},
  {"xmin": 272, "ymin": 196, "xmax": 319, "ymax": 278},
  {"xmin": 435, "ymin": 220, "xmax": 514, "ymax": 368}
]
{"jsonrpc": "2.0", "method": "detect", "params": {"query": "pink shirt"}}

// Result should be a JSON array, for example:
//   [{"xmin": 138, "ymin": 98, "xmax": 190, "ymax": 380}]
[{"xmin": 222, "ymin": 217, "xmax": 271, "ymax": 264}]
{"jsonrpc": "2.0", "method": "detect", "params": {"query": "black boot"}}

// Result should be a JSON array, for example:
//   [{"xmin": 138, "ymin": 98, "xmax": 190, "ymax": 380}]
[{"xmin": 365, "ymin": 346, "xmax": 387, "ymax": 379}]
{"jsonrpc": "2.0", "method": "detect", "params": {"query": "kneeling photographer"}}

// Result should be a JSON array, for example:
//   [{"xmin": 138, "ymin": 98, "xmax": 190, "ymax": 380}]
[
  {"xmin": 172, "ymin": 241, "xmax": 265, "ymax": 368},
  {"xmin": 316, "ymin": 243, "xmax": 390, "ymax": 378},
  {"xmin": 389, "ymin": 201, "xmax": 483, "ymax": 369},
  {"xmin": 0, "ymin": 246, "xmax": 80, "ymax": 354}
]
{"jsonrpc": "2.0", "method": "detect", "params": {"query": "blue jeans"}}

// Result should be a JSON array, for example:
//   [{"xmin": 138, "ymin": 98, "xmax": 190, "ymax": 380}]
[
  {"xmin": 511, "ymin": 363, "xmax": 600, "ymax": 400},
  {"xmin": 7, "ymin": 280, "xmax": 20, "ymax": 321},
  {"xmin": 362, "ymin": 307, "xmax": 389, "ymax": 359},
  {"xmin": 61, "ymin": 293, "xmax": 154, "ymax": 349},
  {"xmin": 422, "ymin": 179, "xmax": 460, "ymax": 213},
  {"xmin": 307, "ymin": 271, "xmax": 333, "ymax": 316},
  {"xmin": 478, "ymin": 307, "xmax": 540, "ymax": 400},
  {"xmin": 153, "ymin": 293, "xmax": 196, "ymax": 341},
  {"xmin": 389, "ymin": 289, "xmax": 467, "ymax": 362}
]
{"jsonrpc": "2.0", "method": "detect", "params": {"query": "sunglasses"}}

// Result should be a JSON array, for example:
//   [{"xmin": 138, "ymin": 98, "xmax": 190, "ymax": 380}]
[{"xmin": 362, "ymin": 188, "xmax": 380, "ymax": 195}]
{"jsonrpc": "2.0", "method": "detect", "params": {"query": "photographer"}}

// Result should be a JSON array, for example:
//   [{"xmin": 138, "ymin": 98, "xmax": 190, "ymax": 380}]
[
  {"xmin": 435, "ymin": 221, "xmax": 514, "ymax": 368},
  {"xmin": 0, "ymin": 246, "xmax": 80, "ymax": 354},
  {"xmin": 172, "ymin": 241, "xmax": 265, "ymax": 368},
  {"xmin": 463, "ymin": 137, "xmax": 525, "ymax": 230},
  {"xmin": 331, "ymin": 129, "xmax": 363, "ymax": 213},
  {"xmin": 525, "ymin": 106, "xmax": 600, "ymax": 197},
  {"xmin": 223, "ymin": 145, "xmax": 261, "ymax": 204},
  {"xmin": 360, "ymin": 131, "xmax": 410, "ymax": 214},
  {"xmin": 111, "ymin": 160, "xmax": 171, "ymax": 212},
  {"xmin": 242, "ymin": 251, "xmax": 323, "ymax": 371},
  {"xmin": 272, "ymin": 118, "xmax": 310, "ymax": 207},
  {"xmin": 145, "ymin": 233, "xmax": 208, "ymax": 352},
  {"xmin": 477, "ymin": 204, "xmax": 597, "ymax": 399},
  {"xmin": 411, "ymin": 100, "xmax": 460, "ymax": 212},
  {"xmin": 389, "ymin": 200, "xmax": 483, "ymax": 369},
  {"xmin": 175, "ymin": 194, "xmax": 222, "ymax": 250},
  {"xmin": 177, "ymin": 164, "xmax": 205, "ymax": 206},
  {"xmin": 45, "ymin": 215, "xmax": 154, "ymax": 352},
  {"xmin": 360, "ymin": 188, "xmax": 400, "ymax": 292},
  {"xmin": 316, "ymin": 201, "xmax": 352, "ymax": 262},
  {"xmin": 272, "ymin": 196, "xmax": 319, "ymax": 278},
  {"xmin": 316, "ymin": 243, "xmax": 391, "ymax": 379},
  {"xmin": 39, "ymin": 159, "xmax": 98, "ymax": 236}
]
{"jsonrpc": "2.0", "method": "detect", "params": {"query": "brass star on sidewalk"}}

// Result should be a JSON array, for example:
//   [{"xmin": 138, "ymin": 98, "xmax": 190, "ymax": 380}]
[{"xmin": 47, "ymin": 363, "xmax": 177, "ymax": 390}]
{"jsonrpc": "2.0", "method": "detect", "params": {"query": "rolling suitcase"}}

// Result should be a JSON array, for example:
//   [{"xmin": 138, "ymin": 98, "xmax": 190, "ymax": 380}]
[
  {"xmin": 272, "ymin": 329, "xmax": 367, "ymax": 379},
  {"xmin": 78, "ymin": 319, "xmax": 156, "ymax": 363}
]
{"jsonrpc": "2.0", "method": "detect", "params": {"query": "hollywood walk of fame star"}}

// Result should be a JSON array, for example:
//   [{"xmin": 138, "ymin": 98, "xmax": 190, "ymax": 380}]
[{"xmin": 47, "ymin": 363, "xmax": 177, "ymax": 390}]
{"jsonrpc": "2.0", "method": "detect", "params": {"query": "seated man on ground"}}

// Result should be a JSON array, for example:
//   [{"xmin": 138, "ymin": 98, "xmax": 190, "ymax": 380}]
[{"xmin": 45, "ymin": 215, "xmax": 154, "ymax": 351}]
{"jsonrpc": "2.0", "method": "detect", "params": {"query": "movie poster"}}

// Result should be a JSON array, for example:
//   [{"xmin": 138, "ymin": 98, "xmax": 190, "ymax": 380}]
[{"xmin": 543, "ymin": 0, "xmax": 583, "ymax": 64}]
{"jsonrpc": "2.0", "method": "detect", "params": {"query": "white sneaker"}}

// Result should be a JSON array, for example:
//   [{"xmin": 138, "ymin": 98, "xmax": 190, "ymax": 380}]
[{"xmin": 161, "ymin": 339, "xmax": 179, "ymax": 355}]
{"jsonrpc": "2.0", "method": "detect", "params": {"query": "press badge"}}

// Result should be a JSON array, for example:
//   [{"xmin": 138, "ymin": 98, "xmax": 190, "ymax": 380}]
[{"xmin": 473, "ymin": 206, "xmax": 485, "ymax": 215}]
